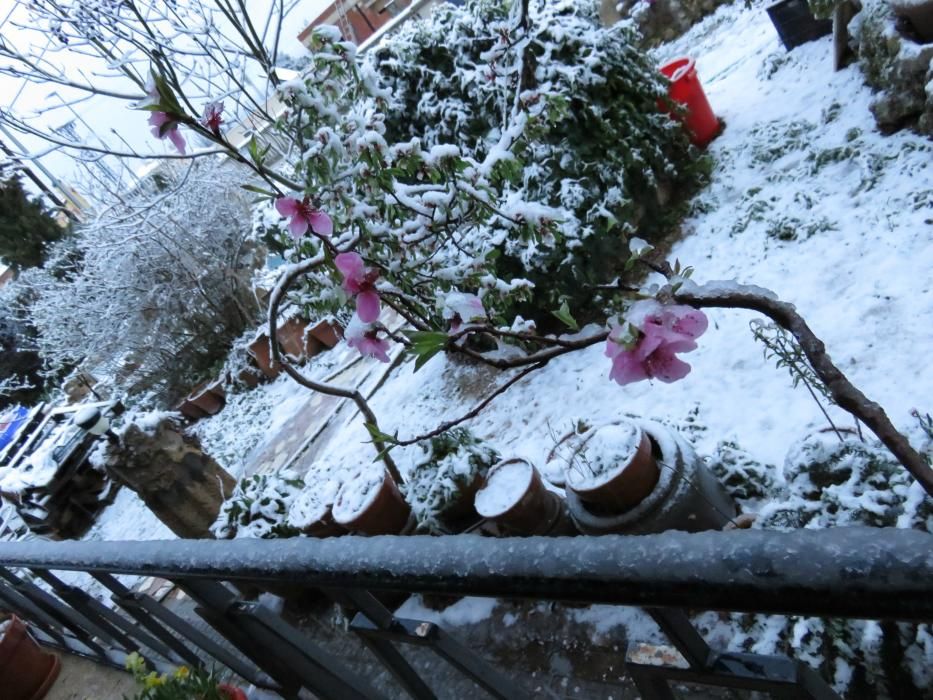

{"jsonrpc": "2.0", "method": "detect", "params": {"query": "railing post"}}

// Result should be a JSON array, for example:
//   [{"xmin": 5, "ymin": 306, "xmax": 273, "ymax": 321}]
[{"xmin": 344, "ymin": 589, "xmax": 530, "ymax": 700}]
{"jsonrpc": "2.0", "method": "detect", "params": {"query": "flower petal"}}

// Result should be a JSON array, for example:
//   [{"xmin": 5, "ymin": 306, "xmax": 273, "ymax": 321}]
[
  {"xmin": 645, "ymin": 345, "xmax": 692, "ymax": 383},
  {"xmin": 288, "ymin": 215, "xmax": 309, "ymax": 239},
  {"xmin": 308, "ymin": 210, "xmax": 333, "ymax": 237},
  {"xmin": 168, "ymin": 127, "xmax": 187, "ymax": 155},
  {"xmin": 275, "ymin": 197, "xmax": 301, "ymax": 218},
  {"xmin": 356, "ymin": 290, "xmax": 381, "ymax": 323},
  {"xmin": 668, "ymin": 306, "xmax": 708, "ymax": 339},
  {"xmin": 363, "ymin": 337, "xmax": 391, "ymax": 363},
  {"xmin": 335, "ymin": 252, "xmax": 365, "ymax": 283},
  {"xmin": 609, "ymin": 351, "xmax": 649, "ymax": 385}
]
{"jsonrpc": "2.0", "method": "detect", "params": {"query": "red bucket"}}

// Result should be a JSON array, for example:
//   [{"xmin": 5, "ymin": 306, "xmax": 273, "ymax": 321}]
[{"xmin": 659, "ymin": 58, "xmax": 720, "ymax": 147}]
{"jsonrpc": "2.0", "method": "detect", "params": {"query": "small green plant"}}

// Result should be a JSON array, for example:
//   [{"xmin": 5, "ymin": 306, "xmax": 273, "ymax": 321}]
[
  {"xmin": 750, "ymin": 320, "xmax": 848, "ymax": 440},
  {"xmin": 211, "ymin": 470, "xmax": 304, "ymax": 539},
  {"xmin": 124, "ymin": 652, "xmax": 227, "ymax": 700},
  {"xmin": 402, "ymin": 428, "xmax": 499, "ymax": 532}
]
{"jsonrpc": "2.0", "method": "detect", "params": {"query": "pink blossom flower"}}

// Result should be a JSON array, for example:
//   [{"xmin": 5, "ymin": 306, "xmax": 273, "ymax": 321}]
[
  {"xmin": 442, "ymin": 292, "xmax": 486, "ymax": 334},
  {"xmin": 335, "ymin": 252, "xmax": 381, "ymax": 323},
  {"xmin": 200, "ymin": 100, "xmax": 224, "ymax": 134},
  {"xmin": 148, "ymin": 111, "xmax": 186, "ymax": 155},
  {"xmin": 275, "ymin": 196, "xmax": 333, "ymax": 240},
  {"xmin": 606, "ymin": 300, "xmax": 708, "ymax": 385},
  {"xmin": 345, "ymin": 314, "xmax": 390, "ymax": 362}
]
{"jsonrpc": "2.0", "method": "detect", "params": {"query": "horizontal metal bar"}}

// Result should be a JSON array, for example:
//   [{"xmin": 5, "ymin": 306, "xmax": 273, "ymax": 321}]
[{"xmin": 0, "ymin": 528, "xmax": 930, "ymax": 621}]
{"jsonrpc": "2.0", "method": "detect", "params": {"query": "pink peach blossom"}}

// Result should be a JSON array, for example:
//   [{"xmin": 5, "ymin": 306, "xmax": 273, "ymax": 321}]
[
  {"xmin": 275, "ymin": 196, "xmax": 333, "ymax": 240},
  {"xmin": 442, "ymin": 292, "xmax": 486, "ymax": 334},
  {"xmin": 344, "ymin": 314, "xmax": 390, "ymax": 362},
  {"xmin": 606, "ymin": 300, "xmax": 708, "ymax": 385},
  {"xmin": 200, "ymin": 100, "xmax": 224, "ymax": 134},
  {"xmin": 148, "ymin": 111, "xmax": 186, "ymax": 155},
  {"xmin": 335, "ymin": 252, "xmax": 381, "ymax": 323}
]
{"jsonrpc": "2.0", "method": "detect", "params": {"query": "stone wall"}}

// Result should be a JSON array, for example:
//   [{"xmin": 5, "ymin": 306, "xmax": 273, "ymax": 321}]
[
  {"xmin": 103, "ymin": 415, "xmax": 235, "ymax": 538},
  {"xmin": 850, "ymin": 0, "xmax": 933, "ymax": 135},
  {"xmin": 602, "ymin": 0, "xmax": 735, "ymax": 46}
]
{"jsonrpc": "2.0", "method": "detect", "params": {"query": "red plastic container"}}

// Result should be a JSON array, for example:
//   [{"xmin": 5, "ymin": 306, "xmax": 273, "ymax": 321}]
[{"xmin": 659, "ymin": 58, "xmax": 720, "ymax": 147}]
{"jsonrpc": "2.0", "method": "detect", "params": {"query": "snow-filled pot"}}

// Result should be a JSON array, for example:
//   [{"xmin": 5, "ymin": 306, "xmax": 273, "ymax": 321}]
[
  {"xmin": 333, "ymin": 469, "xmax": 411, "ymax": 535},
  {"xmin": 287, "ymin": 490, "xmax": 345, "ymax": 538},
  {"xmin": 766, "ymin": 0, "xmax": 832, "ymax": 50},
  {"xmin": 247, "ymin": 332, "xmax": 281, "ymax": 380},
  {"xmin": 564, "ymin": 422, "xmax": 660, "ymax": 511},
  {"xmin": 891, "ymin": 0, "xmax": 933, "ymax": 42},
  {"xmin": 475, "ymin": 459, "xmax": 574, "ymax": 536},
  {"xmin": 0, "ymin": 616, "xmax": 61, "ymax": 700},
  {"xmin": 565, "ymin": 420, "xmax": 736, "ymax": 535}
]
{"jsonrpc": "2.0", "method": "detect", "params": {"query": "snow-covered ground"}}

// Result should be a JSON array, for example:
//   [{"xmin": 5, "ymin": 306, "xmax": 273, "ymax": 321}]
[
  {"xmin": 303, "ymin": 4, "xmax": 932, "ymax": 486},
  {"xmin": 73, "ymin": 1, "xmax": 932, "ymax": 690},
  {"xmin": 87, "ymin": 0, "xmax": 933, "ymax": 553}
]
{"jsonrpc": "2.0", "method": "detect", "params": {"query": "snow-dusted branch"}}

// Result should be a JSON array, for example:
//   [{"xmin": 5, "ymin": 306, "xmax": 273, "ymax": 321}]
[
  {"xmin": 672, "ymin": 279, "xmax": 933, "ymax": 497},
  {"xmin": 266, "ymin": 240, "xmax": 403, "ymax": 484}
]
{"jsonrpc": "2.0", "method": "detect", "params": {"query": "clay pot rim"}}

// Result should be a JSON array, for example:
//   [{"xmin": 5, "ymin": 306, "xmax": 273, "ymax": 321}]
[
  {"xmin": 565, "ymin": 419, "xmax": 689, "ymax": 531},
  {"xmin": 332, "ymin": 469, "xmax": 390, "ymax": 524},
  {"xmin": 563, "ymin": 422, "xmax": 653, "ymax": 494},
  {"xmin": 475, "ymin": 458, "xmax": 534, "ymax": 518}
]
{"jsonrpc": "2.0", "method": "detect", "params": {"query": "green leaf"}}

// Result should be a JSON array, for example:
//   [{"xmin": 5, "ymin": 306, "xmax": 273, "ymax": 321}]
[
  {"xmin": 247, "ymin": 136, "xmax": 262, "ymax": 165},
  {"xmin": 240, "ymin": 184, "xmax": 278, "ymax": 198},
  {"xmin": 365, "ymin": 422, "xmax": 399, "ymax": 447},
  {"xmin": 551, "ymin": 300, "xmax": 579, "ymax": 331},
  {"xmin": 403, "ymin": 331, "xmax": 449, "ymax": 372}
]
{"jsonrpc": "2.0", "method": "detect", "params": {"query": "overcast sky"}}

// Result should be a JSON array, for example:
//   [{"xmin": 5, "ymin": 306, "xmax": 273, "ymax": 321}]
[{"xmin": 0, "ymin": 0, "xmax": 333, "ymax": 200}]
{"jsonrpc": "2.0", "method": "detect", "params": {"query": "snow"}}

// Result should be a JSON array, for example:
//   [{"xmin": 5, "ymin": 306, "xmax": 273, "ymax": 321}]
[
  {"xmin": 395, "ymin": 594, "xmax": 500, "ymax": 627},
  {"xmin": 475, "ymin": 459, "xmax": 532, "ymax": 517},
  {"xmin": 564, "ymin": 423, "xmax": 643, "ymax": 490},
  {"xmin": 27, "ymin": 0, "xmax": 930, "ymax": 687}
]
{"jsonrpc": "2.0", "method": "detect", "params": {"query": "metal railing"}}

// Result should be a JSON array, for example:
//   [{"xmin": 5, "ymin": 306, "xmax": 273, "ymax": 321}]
[{"xmin": 0, "ymin": 527, "xmax": 929, "ymax": 699}]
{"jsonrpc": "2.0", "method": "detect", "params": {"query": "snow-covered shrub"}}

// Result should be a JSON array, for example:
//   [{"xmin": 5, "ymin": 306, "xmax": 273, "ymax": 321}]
[
  {"xmin": 362, "ymin": 0, "xmax": 706, "ymax": 328},
  {"xmin": 850, "ymin": 0, "xmax": 933, "ymax": 135},
  {"xmin": 211, "ymin": 470, "xmax": 304, "ymax": 539},
  {"xmin": 755, "ymin": 434, "xmax": 921, "ymax": 530},
  {"xmin": 18, "ymin": 159, "xmax": 265, "ymax": 403},
  {"xmin": 707, "ymin": 439, "xmax": 776, "ymax": 506},
  {"xmin": 401, "ymin": 428, "xmax": 499, "ymax": 531},
  {"xmin": 706, "ymin": 431, "xmax": 933, "ymax": 696}
]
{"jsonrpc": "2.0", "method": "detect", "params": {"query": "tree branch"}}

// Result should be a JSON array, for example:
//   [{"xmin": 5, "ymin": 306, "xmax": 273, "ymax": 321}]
[
  {"xmin": 266, "ymin": 247, "xmax": 403, "ymax": 484},
  {"xmin": 673, "ymin": 281, "xmax": 933, "ymax": 497}
]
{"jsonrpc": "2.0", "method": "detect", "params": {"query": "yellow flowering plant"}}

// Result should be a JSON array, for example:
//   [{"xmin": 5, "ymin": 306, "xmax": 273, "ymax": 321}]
[{"xmin": 124, "ymin": 652, "xmax": 230, "ymax": 700}]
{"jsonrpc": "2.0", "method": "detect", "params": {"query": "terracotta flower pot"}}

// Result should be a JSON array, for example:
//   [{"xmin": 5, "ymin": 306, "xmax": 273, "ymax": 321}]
[
  {"xmin": 218, "ymin": 683, "xmax": 248, "ymax": 700},
  {"xmin": 294, "ymin": 499, "xmax": 346, "ymax": 538},
  {"xmin": 236, "ymin": 365, "xmax": 265, "ymax": 389},
  {"xmin": 309, "ymin": 320, "xmax": 343, "ymax": 348},
  {"xmin": 277, "ymin": 317, "xmax": 324, "ymax": 360},
  {"xmin": 247, "ymin": 332, "xmax": 281, "ymax": 379},
  {"xmin": 564, "ymin": 422, "xmax": 659, "ymax": 511},
  {"xmin": 333, "ymin": 469, "xmax": 411, "ymax": 535},
  {"xmin": 0, "ymin": 616, "xmax": 61, "ymax": 700},
  {"xmin": 174, "ymin": 397, "xmax": 208, "ymax": 421},
  {"xmin": 187, "ymin": 380, "xmax": 225, "ymax": 416},
  {"xmin": 475, "ymin": 459, "xmax": 569, "ymax": 535}
]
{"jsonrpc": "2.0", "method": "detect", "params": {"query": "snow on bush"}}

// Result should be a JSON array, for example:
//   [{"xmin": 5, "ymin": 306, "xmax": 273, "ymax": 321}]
[
  {"xmin": 400, "ymin": 428, "xmax": 499, "ymax": 531},
  {"xmin": 212, "ymin": 470, "xmax": 305, "ymax": 539},
  {"xmin": 365, "ymin": 0, "xmax": 707, "ymax": 329},
  {"xmin": 14, "ymin": 159, "xmax": 264, "ymax": 403},
  {"xmin": 701, "ymin": 431, "xmax": 933, "ymax": 697}
]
